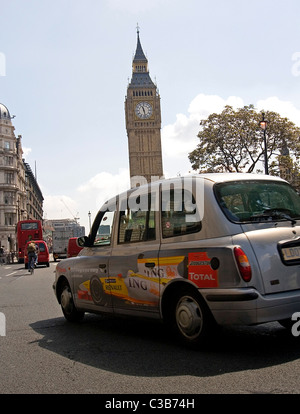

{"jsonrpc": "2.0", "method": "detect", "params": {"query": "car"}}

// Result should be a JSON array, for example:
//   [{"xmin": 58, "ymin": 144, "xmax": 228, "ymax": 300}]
[
  {"xmin": 25, "ymin": 240, "xmax": 50, "ymax": 268},
  {"xmin": 67, "ymin": 237, "xmax": 83, "ymax": 258},
  {"xmin": 53, "ymin": 173, "xmax": 300, "ymax": 347}
]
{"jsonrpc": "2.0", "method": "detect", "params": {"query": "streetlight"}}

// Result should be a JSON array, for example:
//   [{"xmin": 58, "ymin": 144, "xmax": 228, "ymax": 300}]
[
  {"xmin": 259, "ymin": 112, "xmax": 269, "ymax": 175},
  {"xmin": 88, "ymin": 211, "xmax": 91, "ymax": 232}
]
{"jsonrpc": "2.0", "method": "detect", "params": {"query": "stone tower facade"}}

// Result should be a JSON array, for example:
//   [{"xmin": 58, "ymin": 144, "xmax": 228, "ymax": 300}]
[
  {"xmin": 0, "ymin": 103, "xmax": 43, "ymax": 254},
  {"xmin": 125, "ymin": 28, "xmax": 163, "ymax": 187}
]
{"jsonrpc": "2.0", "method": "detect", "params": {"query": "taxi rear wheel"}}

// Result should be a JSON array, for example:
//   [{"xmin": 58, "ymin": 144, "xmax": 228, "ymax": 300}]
[
  {"xmin": 168, "ymin": 287, "xmax": 213, "ymax": 348},
  {"xmin": 60, "ymin": 280, "xmax": 84, "ymax": 322}
]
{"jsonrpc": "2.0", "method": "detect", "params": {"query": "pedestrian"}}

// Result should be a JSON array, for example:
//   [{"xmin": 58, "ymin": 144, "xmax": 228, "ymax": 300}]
[{"xmin": 0, "ymin": 246, "xmax": 3, "ymax": 265}]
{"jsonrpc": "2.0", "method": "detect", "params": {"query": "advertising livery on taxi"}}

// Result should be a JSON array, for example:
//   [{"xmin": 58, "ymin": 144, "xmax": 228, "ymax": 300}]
[{"xmin": 53, "ymin": 174, "xmax": 300, "ymax": 347}]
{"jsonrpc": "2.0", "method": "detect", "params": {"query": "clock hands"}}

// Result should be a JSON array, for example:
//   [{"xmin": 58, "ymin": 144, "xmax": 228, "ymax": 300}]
[{"xmin": 135, "ymin": 102, "xmax": 152, "ymax": 119}]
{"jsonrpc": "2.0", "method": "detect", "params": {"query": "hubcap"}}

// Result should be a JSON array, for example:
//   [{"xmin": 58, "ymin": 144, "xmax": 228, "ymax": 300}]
[{"xmin": 176, "ymin": 295, "xmax": 203, "ymax": 339}]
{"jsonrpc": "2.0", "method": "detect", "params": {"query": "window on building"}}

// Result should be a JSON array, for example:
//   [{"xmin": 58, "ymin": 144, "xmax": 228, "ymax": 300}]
[
  {"xmin": 4, "ymin": 192, "xmax": 14, "ymax": 205},
  {"xmin": 4, "ymin": 156, "xmax": 13, "ymax": 166},
  {"xmin": 5, "ymin": 213, "xmax": 14, "ymax": 226},
  {"xmin": 5, "ymin": 172, "xmax": 14, "ymax": 184}
]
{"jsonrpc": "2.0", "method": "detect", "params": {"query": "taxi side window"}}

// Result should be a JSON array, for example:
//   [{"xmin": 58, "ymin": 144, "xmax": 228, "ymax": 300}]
[
  {"xmin": 118, "ymin": 193, "xmax": 156, "ymax": 244},
  {"xmin": 161, "ymin": 188, "xmax": 201, "ymax": 238},
  {"xmin": 93, "ymin": 210, "xmax": 115, "ymax": 246}
]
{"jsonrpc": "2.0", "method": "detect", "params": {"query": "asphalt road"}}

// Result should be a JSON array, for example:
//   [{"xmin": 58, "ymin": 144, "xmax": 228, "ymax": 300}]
[{"xmin": 0, "ymin": 260, "xmax": 300, "ymax": 395}]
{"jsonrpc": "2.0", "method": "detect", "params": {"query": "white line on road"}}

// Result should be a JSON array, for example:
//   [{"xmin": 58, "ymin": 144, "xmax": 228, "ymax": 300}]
[{"xmin": 6, "ymin": 271, "xmax": 18, "ymax": 277}]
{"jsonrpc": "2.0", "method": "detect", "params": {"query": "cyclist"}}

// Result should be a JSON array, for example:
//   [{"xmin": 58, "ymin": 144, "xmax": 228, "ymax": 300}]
[{"xmin": 27, "ymin": 242, "xmax": 37, "ymax": 273}]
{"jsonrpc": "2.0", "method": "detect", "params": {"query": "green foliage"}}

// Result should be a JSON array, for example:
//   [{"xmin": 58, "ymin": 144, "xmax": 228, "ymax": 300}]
[{"xmin": 188, "ymin": 105, "xmax": 300, "ymax": 174}]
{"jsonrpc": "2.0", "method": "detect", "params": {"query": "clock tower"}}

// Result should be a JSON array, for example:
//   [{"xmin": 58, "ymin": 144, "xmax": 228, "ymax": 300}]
[{"xmin": 125, "ymin": 27, "xmax": 164, "ymax": 187}]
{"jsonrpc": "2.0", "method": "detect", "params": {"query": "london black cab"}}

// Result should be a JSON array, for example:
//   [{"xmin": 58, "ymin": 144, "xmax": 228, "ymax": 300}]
[
  {"xmin": 53, "ymin": 174, "xmax": 300, "ymax": 347},
  {"xmin": 25, "ymin": 240, "xmax": 50, "ymax": 268}
]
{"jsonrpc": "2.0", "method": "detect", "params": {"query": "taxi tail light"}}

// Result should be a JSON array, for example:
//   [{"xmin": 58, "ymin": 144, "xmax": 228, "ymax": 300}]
[{"xmin": 234, "ymin": 247, "xmax": 252, "ymax": 282}]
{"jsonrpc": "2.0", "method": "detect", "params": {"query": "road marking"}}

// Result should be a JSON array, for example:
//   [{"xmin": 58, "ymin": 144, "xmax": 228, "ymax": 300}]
[{"xmin": 6, "ymin": 271, "xmax": 18, "ymax": 277}]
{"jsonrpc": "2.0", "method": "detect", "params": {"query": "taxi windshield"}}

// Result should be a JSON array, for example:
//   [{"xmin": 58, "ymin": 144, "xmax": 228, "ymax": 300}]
[{"xmin": 214, "ymin": 180, "xmax": 300, "ymax": 223}]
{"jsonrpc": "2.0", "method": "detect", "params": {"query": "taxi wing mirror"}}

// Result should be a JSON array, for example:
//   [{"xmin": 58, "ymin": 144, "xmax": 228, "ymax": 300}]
[{"xmin": 77, "ymin": 236, "xmax": 90, "ymax": 248}]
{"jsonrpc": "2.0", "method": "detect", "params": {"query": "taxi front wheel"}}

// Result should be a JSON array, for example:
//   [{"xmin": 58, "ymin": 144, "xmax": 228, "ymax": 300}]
[
  {"xmin": 60, "ymin": 281, "xmax": 84, "ymax": 322},
  {"xmin": 168, "ymin": 287, "xmax": 213, "ymax": 348}
]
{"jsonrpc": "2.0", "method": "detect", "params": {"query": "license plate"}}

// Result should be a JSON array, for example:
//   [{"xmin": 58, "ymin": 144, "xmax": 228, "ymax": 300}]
[{"xmin": 281, "ymin": 246, "xmax": 300, "ymax": 262}]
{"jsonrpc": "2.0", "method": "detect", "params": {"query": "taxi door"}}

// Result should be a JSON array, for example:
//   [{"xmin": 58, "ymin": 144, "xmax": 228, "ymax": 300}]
[
  {"xmin": 72, "ymin": 208, "xmax": 115, "ymax": 312},
  {"xmin": 108, "ymin": 187, "xmax": 161, "ymax": 317}
]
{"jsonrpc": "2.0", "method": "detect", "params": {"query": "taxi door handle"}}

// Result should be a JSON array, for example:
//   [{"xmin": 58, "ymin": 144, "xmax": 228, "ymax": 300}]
[
  {"xmin": 99, "ymin": 263, "xmax": 106, "ymax": 269},
  {"xmin": 145, "ymin": 262, "xmax": 155, "ymax": 268}
]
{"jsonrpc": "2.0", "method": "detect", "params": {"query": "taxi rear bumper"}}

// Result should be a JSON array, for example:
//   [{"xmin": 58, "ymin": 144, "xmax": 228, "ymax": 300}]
[{"xmin": 200, "ymin": 288, "xmax": 300, "ymax": 325}]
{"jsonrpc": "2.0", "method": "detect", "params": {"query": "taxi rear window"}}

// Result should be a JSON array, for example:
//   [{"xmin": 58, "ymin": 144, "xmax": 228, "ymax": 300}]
[{"xmin": 214, "ymin": 180, "xmax": 300, "ymax": 223}]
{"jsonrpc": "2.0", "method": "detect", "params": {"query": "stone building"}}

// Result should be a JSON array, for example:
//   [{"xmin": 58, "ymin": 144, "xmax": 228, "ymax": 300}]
[
  {"xmin": 0, "ymin": 103, "xmax": 43, "ymax": 253},
  {"xmin": 125, "ymin": 28, "xmax": 164, "ymax": 187},
  {"xmin": 24, "ymin": 161, "xmax": 43, "ymax": 221}
]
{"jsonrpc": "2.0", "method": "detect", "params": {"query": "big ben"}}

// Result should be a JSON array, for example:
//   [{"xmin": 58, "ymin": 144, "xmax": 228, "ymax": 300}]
[{"xmin": 125, "ymin": 27, "xmax": 164, "ymax": 188}]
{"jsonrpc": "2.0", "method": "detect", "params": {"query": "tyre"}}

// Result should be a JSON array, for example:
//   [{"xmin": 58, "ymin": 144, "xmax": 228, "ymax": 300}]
[
  {"xmin": 60, "ymin": 280, "xmax": 84, "ymax": 322},
  {"xmin": 167, "ymin": 286, "xmax": 214, "ymax": 348}
]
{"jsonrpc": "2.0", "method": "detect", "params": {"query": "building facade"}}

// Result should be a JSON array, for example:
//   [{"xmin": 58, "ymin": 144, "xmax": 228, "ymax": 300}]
[
  {"xmin": 24, "ymin": 161, "xmax": 44, "ymax": 221},
  {"xmin": 125, "ymin": 28, "xmax": 164, "ymax": 187},
  {"xmin": 0, "ymin": 103, "xmax": 43, "ymax": 253}
]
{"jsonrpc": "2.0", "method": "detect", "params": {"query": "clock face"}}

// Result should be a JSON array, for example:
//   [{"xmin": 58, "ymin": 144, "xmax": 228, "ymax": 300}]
[{"xmin": 135, "ymin": 101, "xmax": 153, "ymax": 119}]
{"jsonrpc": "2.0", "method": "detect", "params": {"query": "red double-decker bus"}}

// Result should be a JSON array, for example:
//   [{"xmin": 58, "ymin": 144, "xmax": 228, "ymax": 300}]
[{"xmin": 16, "ymin": 220, "xmax": 43, "ymax": 263}]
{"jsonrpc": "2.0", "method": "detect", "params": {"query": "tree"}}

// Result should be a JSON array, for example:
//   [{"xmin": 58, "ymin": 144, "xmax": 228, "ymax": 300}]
[{"xmin": 188, "ymin": 105, "xmax": 300, "ymax": 175}]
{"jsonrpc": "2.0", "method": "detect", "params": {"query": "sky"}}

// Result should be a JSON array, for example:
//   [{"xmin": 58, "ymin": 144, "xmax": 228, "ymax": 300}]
[{"xmin": 1, "ymin": 0, "xmax": 300, "ymax": 232}]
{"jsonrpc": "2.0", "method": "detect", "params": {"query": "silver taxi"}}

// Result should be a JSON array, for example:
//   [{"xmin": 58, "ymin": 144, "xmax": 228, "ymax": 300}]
[{"xmin": 53, "ymin": 174, "xmax": 300, "ymax": 347}]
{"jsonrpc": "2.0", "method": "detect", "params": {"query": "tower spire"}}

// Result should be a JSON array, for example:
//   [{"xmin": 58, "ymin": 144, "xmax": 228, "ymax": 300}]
[
  {"xmin": 129, "ymin": 24, "xmax": 154, "ymax": 87},
  {"xmin": 133, "ymin": 24, "xmax": 147, "ymax": 63}
]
